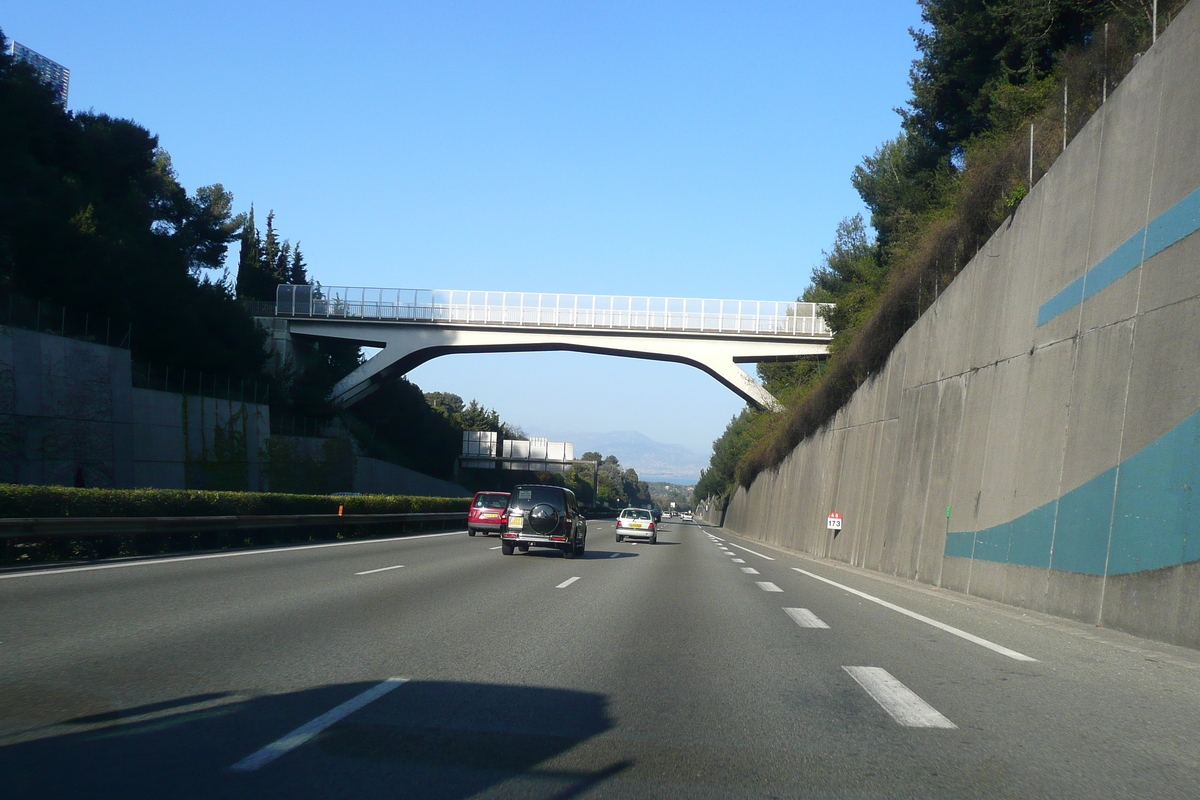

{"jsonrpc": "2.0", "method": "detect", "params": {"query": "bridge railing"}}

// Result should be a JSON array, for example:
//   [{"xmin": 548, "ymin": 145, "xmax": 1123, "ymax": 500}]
[{"xmin": 275, "ymin": 285, "xmax": 833, "ymax": 338}]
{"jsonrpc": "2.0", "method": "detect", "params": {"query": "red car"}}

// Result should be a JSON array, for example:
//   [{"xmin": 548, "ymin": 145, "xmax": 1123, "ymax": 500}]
[{"xmin": 468, "ymin": 491, "xmax": 511, "ymax": 537}]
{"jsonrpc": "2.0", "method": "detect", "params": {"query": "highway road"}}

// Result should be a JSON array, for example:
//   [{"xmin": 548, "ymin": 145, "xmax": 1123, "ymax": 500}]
[{"xmin": 2, "ymin": 519, "xmax": 1199, "ymax": 798}]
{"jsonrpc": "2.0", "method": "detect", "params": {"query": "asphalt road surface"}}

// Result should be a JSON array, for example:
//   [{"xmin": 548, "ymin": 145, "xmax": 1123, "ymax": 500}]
[{"xmin": 3, "ymin": 519, "xmax": 1200, "ymax": 798}]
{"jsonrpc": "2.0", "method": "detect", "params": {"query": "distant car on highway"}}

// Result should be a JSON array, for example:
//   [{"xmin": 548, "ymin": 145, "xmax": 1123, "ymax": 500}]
[
  {"xmin": 681, "ymin": 511, "xmax": 693, "ymax": 522},
  {"xmin": 468, "ymin": 491, "xmax": 511, "ymax": 537},
  {"xmin": 501, "ymin": 485, "xmax": 587, "ymax": 558},
  {"xmin": 615, "ymin": 508, "xmax": 657, "ymax": 544},
  {"xmin": 651, "ymin": 509, "xmax": 663, "ymax": 523}
]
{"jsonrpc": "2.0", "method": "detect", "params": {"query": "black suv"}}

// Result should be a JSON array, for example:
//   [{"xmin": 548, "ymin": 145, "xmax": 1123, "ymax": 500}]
[{"xmin": 500, "ymin": 485, "xmax": 588, "ymax": 558}]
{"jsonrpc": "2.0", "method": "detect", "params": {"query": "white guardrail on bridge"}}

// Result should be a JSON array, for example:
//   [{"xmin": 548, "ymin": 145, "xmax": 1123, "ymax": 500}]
[{"xmin": 274, "ymin": 285, "xmax": 834, "ymax": 338}]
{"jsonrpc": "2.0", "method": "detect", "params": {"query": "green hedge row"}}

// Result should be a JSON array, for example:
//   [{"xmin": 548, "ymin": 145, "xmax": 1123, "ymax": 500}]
[{"xmin": 0, "ymin": 485, "xmax": 469, "ymax": 519}]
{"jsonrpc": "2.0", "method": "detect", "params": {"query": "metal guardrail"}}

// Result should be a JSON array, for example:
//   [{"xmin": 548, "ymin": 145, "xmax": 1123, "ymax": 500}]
[
  {"xmin": 275, "ymin": 285, "xmax": 834, "ymax": 338},
  {"xmin": 0, "ymin": 511, "xmax": 467, "ymax": 540}
]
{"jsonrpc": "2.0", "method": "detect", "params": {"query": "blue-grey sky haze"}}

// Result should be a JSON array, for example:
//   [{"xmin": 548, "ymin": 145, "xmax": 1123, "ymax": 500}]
[{"xmin": 5, "ymin": 1, "xmax": 924, "ymax": 472}]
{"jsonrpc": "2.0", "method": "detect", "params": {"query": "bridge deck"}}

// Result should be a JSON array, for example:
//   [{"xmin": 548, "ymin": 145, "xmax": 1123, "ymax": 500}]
[{"xmin": 275, "ymin": 285, "xmax": 833, "ymax": 339}]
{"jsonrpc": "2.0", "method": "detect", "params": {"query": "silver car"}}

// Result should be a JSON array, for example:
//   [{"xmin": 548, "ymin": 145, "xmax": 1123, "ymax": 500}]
[{"xmin": 615, "ymin": 508, "xmax": 658, "ymax": 544}]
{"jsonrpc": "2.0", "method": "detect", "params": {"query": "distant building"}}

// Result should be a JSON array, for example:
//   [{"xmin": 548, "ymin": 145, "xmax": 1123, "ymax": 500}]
[{"xmin": 5, "ymin": 39, "xmax": 70, "ymax": 106}]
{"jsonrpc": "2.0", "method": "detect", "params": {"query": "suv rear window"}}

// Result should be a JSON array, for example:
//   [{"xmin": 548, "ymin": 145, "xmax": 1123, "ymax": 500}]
[
  {"xmin": 473, "ymin": 493, "xmax": 509, "ymax": 509},
  {"xmin": 510, "ymin": 486, "xmax": 567, "ymax": 511}
]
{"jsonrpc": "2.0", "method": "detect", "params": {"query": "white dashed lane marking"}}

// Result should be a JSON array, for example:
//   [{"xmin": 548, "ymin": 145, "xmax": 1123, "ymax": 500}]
[
  {"xmin": 792, "ymin": 568, "xmax": 1036, "ymax": 662},
  {"xmin": 843, "ymin": 667, "xmax": 956, "ymax": 729},
  {"xmin": 728, "ymin": 542, "xmax": 775, "ymax": 560},
  {"xmin": 354, "ymin": 565, "xmax": 405, "ymax": 576},
  {"xmin": 2, "ymin": 531, "xmax": 465, "ymax": 581},
  {"xmin": 731, "ymin": 558, "xmax": 746, "ymax": 563},
  {"xmin": 230, "ymin": 678, "xmax": 409, "ymax": 771},
  {"xmin": 557, "ymin": 577, "xmax": 581, "ymax": 589},
  {"xmin": 489, "ymin": 546, "xmax": 501, "ymax": 550},
  {"xmin": 784, "ymin": 608, "xmax": 830, "ymax": 629},
  {"xmin": 740, "ymin": 567, "xmax": 760, "ymax": 574},
  {"xmin": 756, "ymin": 581, "xmax": 783, "ymax": 592}
]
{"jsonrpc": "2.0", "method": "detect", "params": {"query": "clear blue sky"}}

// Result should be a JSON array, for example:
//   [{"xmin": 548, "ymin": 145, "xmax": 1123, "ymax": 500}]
[{"xmin": 6, "ymin": 1, "xmax": 924, "ymax": 468}]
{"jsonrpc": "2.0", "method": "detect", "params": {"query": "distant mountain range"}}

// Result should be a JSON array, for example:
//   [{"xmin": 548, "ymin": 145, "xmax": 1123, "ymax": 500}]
[{"xmin": 528, "ymin": 429, "xmax": 706, "ymax": 485}]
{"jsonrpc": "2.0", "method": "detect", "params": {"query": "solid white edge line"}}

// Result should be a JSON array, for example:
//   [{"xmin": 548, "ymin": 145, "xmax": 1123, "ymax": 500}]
[
  {"xmin": 728, "ymin": 542, "xmax": 775, "ymax": 560},
  {"xmin": 229, "ymin": 677, "xmax": 409, "ymax": 772},
  {"xmin": 784, "ymin": 607, "xmax": 830, "ymax": 629},
  {"xmin": 354, "ymin": 564, "xmax": 405, "ymax": 576},
  {"xmin": 740, "ymin": 567, "xmax": 760, "ymax": 574},
  {"xmin": 755, "ymin": 581, "xmax": 783, "ymax": 592},
  {"xmin": 843, "ymin": 667, "xmax": 956, "ymax": 728},
  {"xmin": 793, "ymin": 567, "xmax": 1037, "ymax": 662},
  {"xmin": 556, "ymin": 576, "xmax": 581, "ymax": 588},
  {"xmin": 1, "ymin": 531, "xmax": 466, "ymax": 581}
]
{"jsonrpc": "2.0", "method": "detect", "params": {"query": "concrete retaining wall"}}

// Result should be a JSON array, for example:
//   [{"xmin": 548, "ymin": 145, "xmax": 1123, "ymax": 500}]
[
  {"xmin": 0, "ymin": 324, "xmax": 468, "ymax": 498},
  {"xmin": 724, "ymin": 1, "xmax": 1200, "ymax": 649}
]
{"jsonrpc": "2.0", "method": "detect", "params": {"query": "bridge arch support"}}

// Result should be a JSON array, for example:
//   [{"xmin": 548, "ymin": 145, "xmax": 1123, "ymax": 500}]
[{"xmin": 281, "ymin": 319, "xmax": 828, "ymax": 411}]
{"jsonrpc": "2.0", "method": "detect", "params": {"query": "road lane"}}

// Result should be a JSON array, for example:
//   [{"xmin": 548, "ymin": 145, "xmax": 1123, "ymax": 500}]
[{"xmin": 2, "ymin": 519, "xmax": 1199, "ymax": 798}]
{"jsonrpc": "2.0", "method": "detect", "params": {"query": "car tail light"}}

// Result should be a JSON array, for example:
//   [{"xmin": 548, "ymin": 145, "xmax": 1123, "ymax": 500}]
[{"xmin": 551, "ymin": 536, "xmax": 566, "ymax": 541}]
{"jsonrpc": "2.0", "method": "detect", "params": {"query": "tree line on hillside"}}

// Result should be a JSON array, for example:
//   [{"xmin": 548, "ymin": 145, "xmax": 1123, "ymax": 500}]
[
  {"xmin": 0, "ymin": 28, "xmax": 517, "ymax": 485},
  {"xmin": 570, "ymin": 453, "xmax": 653, "ymax": 509},
  {"xmin": 696, "ymin": 0, "xmax": 1184, "ymax": 505},
  {"xmin": 0, "ymin": 28, "xmax": 262, "ymax": 379}
]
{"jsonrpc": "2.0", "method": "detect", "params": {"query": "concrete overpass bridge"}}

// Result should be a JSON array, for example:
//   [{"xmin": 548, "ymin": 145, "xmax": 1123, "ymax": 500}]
[{"xmin": 267, "ymin": 285, "xmax": 834, "ymax": 410}]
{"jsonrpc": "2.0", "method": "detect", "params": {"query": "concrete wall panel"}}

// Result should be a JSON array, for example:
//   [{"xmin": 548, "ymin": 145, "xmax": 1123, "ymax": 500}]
[
  {"xmin": 1012, "ymin": 340, "xmax": 1075, "ymax": 516},
  {"xmin": 1138, "ymin": 229, "xmax": 1200, "ymax": 315},
  {"xmin": 1122, "ymin": 295, "xmax": 1200, "ymax": 456},
  {"xmin": 1059, "ymin": 323, "xmax": 1132, "ymax": 492},
  {"xmin": 1032, "ymin": 114, "xmax": 1104, "ymax": 346},
  {"xmin": 916, "ymin": 377, "xmax": 966, "ymax": 584},
  {"xmin": 974, "ymin": 356, "xmax": 1030, "ymax": 530},
  {"xmin": 1150, "ymin": 14, "xmax": 1200, "ymax": 212}
]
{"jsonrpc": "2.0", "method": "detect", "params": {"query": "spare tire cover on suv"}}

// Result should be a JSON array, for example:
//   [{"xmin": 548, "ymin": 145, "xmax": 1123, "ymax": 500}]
[{"xmin": 528, "ymin": 503, "xmax": 560, "ymax": 534}]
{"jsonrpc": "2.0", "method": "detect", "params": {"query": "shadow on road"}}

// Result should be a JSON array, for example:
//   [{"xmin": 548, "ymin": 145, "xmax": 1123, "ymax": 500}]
[{"xmin": 1, "ymin": 680, "xmax": 629, "ymax": 799}]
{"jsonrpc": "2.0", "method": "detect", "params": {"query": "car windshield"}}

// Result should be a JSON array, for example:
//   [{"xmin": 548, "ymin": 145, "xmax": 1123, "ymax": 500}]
[
  {"xmin": 510, "ymin": 486, "xmax": 566, "ymax": 511},
  {"xmin": 474, "ymin": 494, "xmax": 509, "ymax": 509}
]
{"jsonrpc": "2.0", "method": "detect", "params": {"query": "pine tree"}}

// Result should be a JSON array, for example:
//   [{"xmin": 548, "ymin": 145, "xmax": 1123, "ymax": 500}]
[
  {"xmin": 289, "ymin": 243, "xmax": 309, "ymax": 285},
  {"xmin": 274, "ymin": 241, "xmax": 291, "ymax": 284},
  {"xmin": 261, "ymin": 210, "xmax": 280, "ymax": 277}
]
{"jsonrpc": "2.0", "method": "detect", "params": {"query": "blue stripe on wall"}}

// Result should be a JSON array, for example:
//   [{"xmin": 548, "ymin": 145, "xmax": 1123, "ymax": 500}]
[
  {"xmin": 1037, "ymin": 185, "xmax": 1200, "ymax": 325},
  {"xmin": 944, "ymin": 529, "xmax": 977, "ymax": 559},
  {"xmin": 1108, "ymin": 411, "xmax": 1200, "ymax": 573},
  {"xmin": 946, "ymin": 410, "xmax": 1200, "ymax": 576},
  {"xmin": 1051, "ymin": 468, "xmax": 1116, "ymax": 575}
]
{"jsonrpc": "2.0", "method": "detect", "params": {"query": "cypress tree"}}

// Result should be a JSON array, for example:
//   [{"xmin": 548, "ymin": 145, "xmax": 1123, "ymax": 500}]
[{"xmin": 235, "ymin": 205, "xmax": 263, "ymax": 299}]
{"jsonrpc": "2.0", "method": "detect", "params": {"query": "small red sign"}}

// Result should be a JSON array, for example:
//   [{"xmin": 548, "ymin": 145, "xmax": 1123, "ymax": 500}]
[{"xmin": 826, "ymin": 512, "xmax": 842, "ymax": 530}]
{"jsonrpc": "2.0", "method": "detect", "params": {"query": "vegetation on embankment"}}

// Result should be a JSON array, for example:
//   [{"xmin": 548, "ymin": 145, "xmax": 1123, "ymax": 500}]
[
  {"xmin": 0, "ymin": 485, "xmax": 469, "ymax": 566},
  {"xmin": 695, "ymin": 0, "xmax": 1187, "ymax": 506},
  {"xmin": 0, "ymin": 484, "xmax": 468, "ymax": 518}
]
